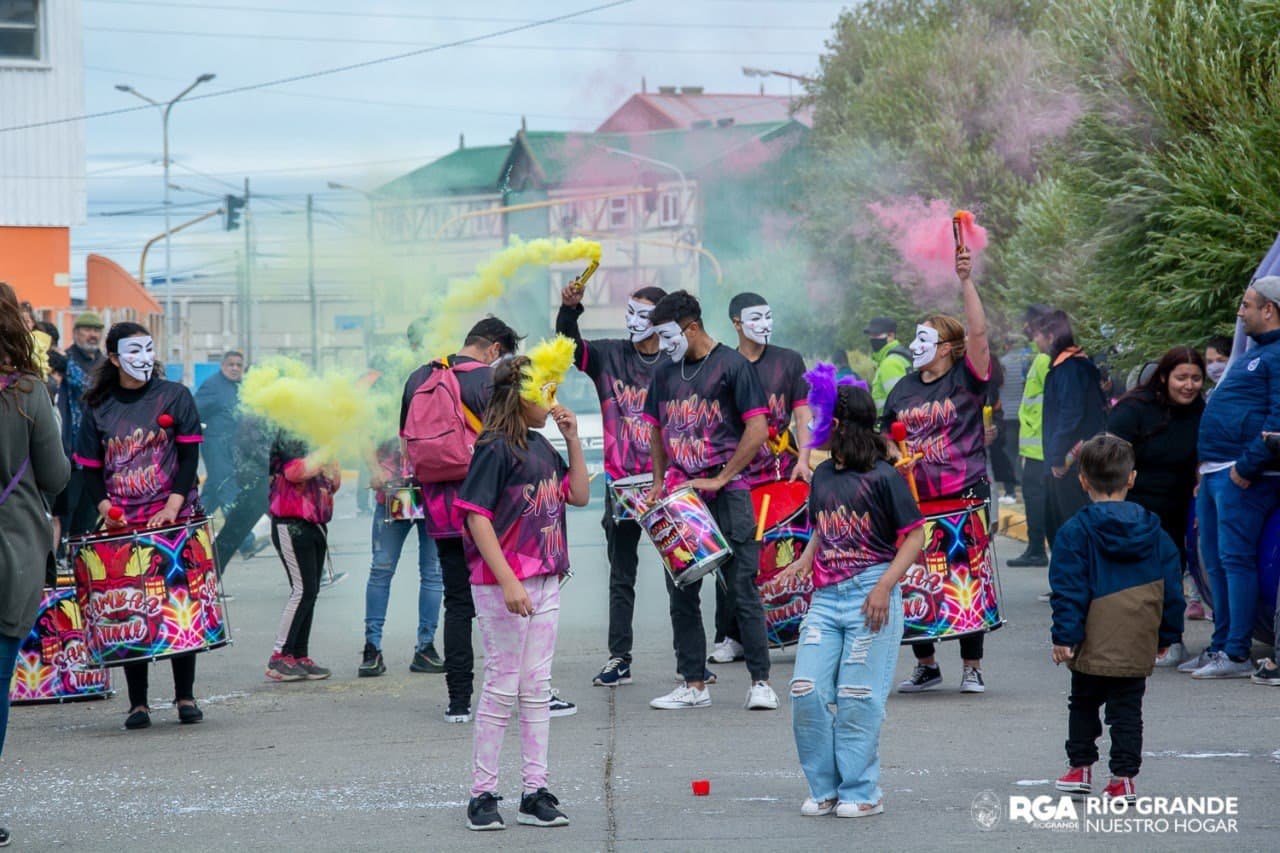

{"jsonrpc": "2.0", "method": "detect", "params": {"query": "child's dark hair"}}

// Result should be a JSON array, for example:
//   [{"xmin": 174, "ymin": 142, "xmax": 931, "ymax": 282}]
[
  {"xmin": 84, "ymin": 321, "xmax": 155, "ymax": 408},
  {"xmin": 651, "ymin": 290, "xmax": 702, "ymax": 327},
  {"xmin": 480, "ymin": 355, "xmax": 533, "ymax": 451},
  {"xmin": 1079, "ymin": 434, "xmax": 1134, "ymax": 495},
  {"xmin": 830, "ymin": 385, "xmax": 887, "ymax": 472},
  {"xmin": 1205, "ymin": 334, "xmax": 1232, "ymax": 357}
]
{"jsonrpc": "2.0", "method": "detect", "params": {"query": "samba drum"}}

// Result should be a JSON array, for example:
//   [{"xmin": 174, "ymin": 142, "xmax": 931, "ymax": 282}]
[
  {"xmin": 752, "ymin": 480, "xmax": 813, "ymax": 647},
  {"xmin": 638, "ymin": 487, "xmax": 732, "ymax": 587},
  {"xmin": 69, "ymin": 516, "xmax": 231, "ymax": 666},
  {"xmin": 8, "ymin": 583, "xmax": 112, "ymax": 705},
  {"xmin": 608, "ymin": 473, "xmax": 653, "ymax": 522},
  {"xmin": 900, "ymin": 498, "xmax": 1004, "ymax": 643},
  {"xmin": 1187, "ymin": 504, "xmax": 1279, "ymax": 645},
  {"xmin": 383, "ymin": 481, "xmax": 425, "ymax": 523}
]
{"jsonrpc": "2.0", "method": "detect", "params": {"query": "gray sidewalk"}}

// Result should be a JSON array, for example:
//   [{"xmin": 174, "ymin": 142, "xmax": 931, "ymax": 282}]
[{"xmin": 2, "ymin": 492, "xmax": 1277, "ymax": 851}]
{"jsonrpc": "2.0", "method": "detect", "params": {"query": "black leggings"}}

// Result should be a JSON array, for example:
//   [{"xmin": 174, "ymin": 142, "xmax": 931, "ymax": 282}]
[
  {"xmin": 124, "ymin": 653, "xmax": 196, "ymax": 708},
  {"xmin": 272, "ymin": 518, "xmax": 326, "ymax": 659},
  {"xmin": 912, "ymin": 633, "xmax": 984, "ymax": 662}
]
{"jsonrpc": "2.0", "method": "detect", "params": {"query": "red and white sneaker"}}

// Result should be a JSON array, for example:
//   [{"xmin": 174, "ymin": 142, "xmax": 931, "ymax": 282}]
[
  {"xmin": 1054, "ymin": 765, "xmax": 1092, "ymax": 794},
  {"xmin": 1104, "ymin": 776, "xmax": 1137, "ymax": 803}
]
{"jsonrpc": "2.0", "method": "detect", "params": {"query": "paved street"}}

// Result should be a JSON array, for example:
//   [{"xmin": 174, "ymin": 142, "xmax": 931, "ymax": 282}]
[{"xmin": 2, "ymin": 487, "xmax": 1277, "ymax": 852}]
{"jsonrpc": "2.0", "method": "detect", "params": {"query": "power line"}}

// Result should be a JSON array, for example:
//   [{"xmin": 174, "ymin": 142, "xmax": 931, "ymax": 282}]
[{"xmin": 0, "ymin": 0, "xmax": 633, "ymax": 134}]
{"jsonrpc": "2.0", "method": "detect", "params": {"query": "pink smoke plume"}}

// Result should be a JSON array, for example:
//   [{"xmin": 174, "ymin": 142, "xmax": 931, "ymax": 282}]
[{"xmin": 865, "ymin": 197, "xmax": 989, "ymax": 304}]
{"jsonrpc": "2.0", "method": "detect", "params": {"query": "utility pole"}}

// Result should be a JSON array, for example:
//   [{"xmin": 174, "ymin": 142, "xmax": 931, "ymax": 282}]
[
  {"xmin": 307, "ymin": 193, "xmax": 319, "ymax": 368},
  {"xmin": 243, "ymin": 177, "xmax": 254, "ymax": 363}
]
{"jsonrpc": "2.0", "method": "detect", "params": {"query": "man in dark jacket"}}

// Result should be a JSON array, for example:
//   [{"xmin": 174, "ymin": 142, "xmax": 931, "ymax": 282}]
[
  {"xmin": 55, "ymin": 312, "xmax": 105, "ymax": 536},
  {"xmin": 1049, "ymin": 435, "xmax": 1184, "ymax": 803},
  {"xmin": 195, "ymin": 351, "xmax": 245, "ymax": 515}
]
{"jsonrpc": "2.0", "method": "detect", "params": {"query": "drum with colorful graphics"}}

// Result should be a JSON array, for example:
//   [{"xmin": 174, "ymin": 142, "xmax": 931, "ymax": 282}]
[
  {"xmin": 8, "ymin": 583, "xmax": 112, "ymax": 705},
  {"xmin": 608, "ymin": 473, "xmax": 653, "ymax": 522},
  {"xmin": 901, "ymin": 498, "xmax": 1004, "ymax": 643},
  {"xmin": 383, "ymin": 481, "xmax": 425, "ymax": 523},
  {"xmin": 638, "ymin": 487, "xmax": 732, "ymax": 587},
  {"xmin": 69, "ymin": 516, "xmax": 231, "ymax": 666},
  {"xmin": 751, "ymin": 480, "xmax": 813, "ymax": 647}
]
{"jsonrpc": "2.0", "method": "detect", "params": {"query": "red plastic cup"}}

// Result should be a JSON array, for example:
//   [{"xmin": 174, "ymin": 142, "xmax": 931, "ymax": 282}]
[{"xmin": 691, "ymin": 780, "xmax": 710, "ymax": 797}]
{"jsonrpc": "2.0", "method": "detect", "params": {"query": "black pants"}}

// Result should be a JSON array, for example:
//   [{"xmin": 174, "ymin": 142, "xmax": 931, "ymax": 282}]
[
  {"xmin": 57, "ymin": 467, "xmax": 101, "ymax": 538},
  {"xmin": 602, "ymin": 497, "xmax": 643, "ymax": 662},
  {"xmin": 1020, "ymin": 458, "xmax": 1048, "ymax": 555},
  {"xmin": 214, "ymin": 478, "xmax": 269, "ymax": 576},
  {"xmin": 1045, "ymin": 470, "xmax": 1089, "ymax": 549},
  {"xmin": 1066, "ymin": 670, "xmax": 1146, "ymax": 777},
  {"xmin": 124, "ymin": 653, "xmax": 196, "ymax": 708},
  {"xmin": 272, "ymin": 518, "xmax": 326, "ymax": 659},
  {"xmin": 437, "ymin": 536, "xmax": 474, "ymax": 710},
  {"xmin": 667, "ymin": 489, "xmax": 770, "ymax": 683},
  {"xmin": 990, "ymin": 418, "xmax": 1018, "ymax": 490},
  {"xmin": 912, "ymin": 633, "xmax": 984, "ymax": 662}
]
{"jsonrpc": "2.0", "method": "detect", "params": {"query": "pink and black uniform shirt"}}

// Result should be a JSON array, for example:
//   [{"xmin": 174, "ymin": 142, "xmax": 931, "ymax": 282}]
[
  {"xmin": 74, "ymin": 378, "xmax": 202, "ymax": 525},
  {"xmin": 268, "ymin": 433, "xmax": 338, "ymax": 525},
  {"xmin": 743, "ymin": 344, "xmax": 809, "ymax": 487},
  {"xmin": 399, "ymin": 356, "xmax": 492, "ymax": 538},
  {"xmin": 642, "ymin": 344, "xmax": 769, "ymax": 491},
  {"xmin": 575, "ymin": 337, "xmax": 664, "ymax": 480},
  {"xmin": 456, "ymin": 432, "xmax": 570, "ymax": 585},
  {"xmin": 808, "ymin": 459, "xmax": 923, "ymax": 589},
  {"xmin": 882, "ymin": 356, "xmax": 991, "ymax": 502}
]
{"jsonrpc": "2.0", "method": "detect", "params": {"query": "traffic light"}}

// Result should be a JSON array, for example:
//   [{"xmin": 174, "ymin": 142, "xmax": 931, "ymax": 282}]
[{"xmin": 224, "ymin": 194, "xmax": 245, "ymax": 231}]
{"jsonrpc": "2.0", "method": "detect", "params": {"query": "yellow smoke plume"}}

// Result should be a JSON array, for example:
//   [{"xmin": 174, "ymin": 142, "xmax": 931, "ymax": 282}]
[
  {"xmin": 520, "ymin": 335, "xmax": 576, "ymax": 407},
  {"xmin": 428, "ymin": 236, "xmax": 602, "ymax": 347},
  {"xmin": 239, "ymin": 356, "xmax": 377, "ymax": 462}
]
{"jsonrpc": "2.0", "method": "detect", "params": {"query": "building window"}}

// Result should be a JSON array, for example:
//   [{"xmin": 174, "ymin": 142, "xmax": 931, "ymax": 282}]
[
  {"xmin": 659, "ymin": 191, "xmax": 681, "ymax": 227},
  {"xmin": 608, "ymin": 196, "xmax": 629, "ymax": 229},
  {"xmin": 0, "ymin": 1, "xmax": 40, "ymax": 61}
]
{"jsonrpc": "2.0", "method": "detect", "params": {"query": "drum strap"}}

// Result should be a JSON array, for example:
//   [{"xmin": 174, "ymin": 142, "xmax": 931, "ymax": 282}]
[{"xmin": 0, "ymin": 456, "xmax": 29, "ymax": 507}]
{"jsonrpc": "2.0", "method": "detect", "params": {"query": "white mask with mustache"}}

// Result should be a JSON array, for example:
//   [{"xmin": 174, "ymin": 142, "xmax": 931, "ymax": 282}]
[
  {"xmin": 626, "ymin": 299, "xmax": 656, "ymax": 343},
  {"xmin": 654, "ymin": 321, "xmax": 690, "ymax": 363},
  {"xmin": 909, "ymin": 325, "xmax": 940, "ymax": 369},
  {"xmin": 738, "ymin": 304, "xmax": 773, "ymax": 345},
  {"xmin": 117, "ymin": 335, "xmax": 156, "ymax": 382}
]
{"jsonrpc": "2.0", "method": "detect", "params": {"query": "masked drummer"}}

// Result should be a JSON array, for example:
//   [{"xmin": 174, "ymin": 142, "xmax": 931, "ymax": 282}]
[
  {"xmin": 642, "ymin": 291, "xmax": 778, "ymax": 711},
  {"xmin": 74, "ymin": 322, "xmax": 206, "ymax": 729},
  {"xmin": 881, "ymin": 249, "xmax": 994, "ymax": 695},
  {"xmin": 556, "ymin": 280, "xmax": 668, "ymax": 688},
  {"xmin": 709, "ymin": 293, "xmax": 813, "ymax": 665}
]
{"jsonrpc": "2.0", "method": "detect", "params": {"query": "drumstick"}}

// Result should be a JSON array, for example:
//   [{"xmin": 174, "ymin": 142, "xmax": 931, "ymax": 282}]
[
  {"xmin": 890, "ymin": 421, "xmax": 921, "ymax": 503},
  {"xmin": 755, "ymin": 494, "xmax": 771, "ymax": 541}
]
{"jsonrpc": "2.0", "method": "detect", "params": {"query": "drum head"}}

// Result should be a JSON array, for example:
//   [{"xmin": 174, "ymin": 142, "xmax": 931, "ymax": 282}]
[{"xmin": 751, "ymin": 480, "xmax": 809, "ymax": 530}]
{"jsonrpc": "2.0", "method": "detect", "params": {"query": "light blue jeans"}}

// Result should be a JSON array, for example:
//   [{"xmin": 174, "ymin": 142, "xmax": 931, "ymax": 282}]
[
  {"xmin": 790, "ymin": 563, "xmax": 903, "ymax": 806},
  {"xmin": 364, "ymin": 504, "xmax": 443, "ymax": 651}
]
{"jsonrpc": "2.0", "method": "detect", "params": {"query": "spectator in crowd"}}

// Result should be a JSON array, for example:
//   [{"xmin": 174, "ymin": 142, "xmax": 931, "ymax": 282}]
[
  {"xmin": 1203, "ymin": 335, "xmax": 1232, "ymax": 392},
  {"xmin": 195, "ymin": 351, "xmax": 246, "ymax": 516},
  {"xmin": 865, "ymin": 317, "xmax": 912, "ymax": 414},
  {"xmin": 55, "ymin": 312, "xmax": 106, "ymax": 536},
  {"xmin": 1008, "ymin": 306, "xmax": 1053, "ymax": 568}
]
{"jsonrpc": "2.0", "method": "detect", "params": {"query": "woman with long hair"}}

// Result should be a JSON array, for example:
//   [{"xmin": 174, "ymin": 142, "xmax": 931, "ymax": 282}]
[
  {"xmin": 0, "ymin": 284, "xmax": 72, "ymax": 847},
  {"xmin": 75, "ymin": 322, "xmax": 206, "ymax": 729},
  {"xmin": 882, "ymin": 249, "xmax": 994, "ymax": 694}
]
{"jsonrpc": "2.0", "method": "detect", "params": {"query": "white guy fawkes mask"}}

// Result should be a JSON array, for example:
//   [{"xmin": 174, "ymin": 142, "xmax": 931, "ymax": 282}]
[
  {"xmin": 117, "ymin": 335, "xmax": 156, "ymax": 382},
  {"xmin": 654, "ymin": 321, "xmax": 690, "ymax": 363},
  {"xmin": 909, "ymin": 324, "xmax": 940, "ymax": 369},
  {"xmin": 739, "ymin": 304, "xmax": 773, "ymax": 345},
  {"xmin": 626, "ymin": 299, "xmax": 656, "ymax": 343}
]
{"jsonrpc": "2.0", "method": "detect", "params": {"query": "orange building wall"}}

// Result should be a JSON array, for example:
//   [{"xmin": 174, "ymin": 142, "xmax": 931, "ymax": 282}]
[{"xmin": 0, "ymin": 226, "xmax": 72, "ymax": 309}]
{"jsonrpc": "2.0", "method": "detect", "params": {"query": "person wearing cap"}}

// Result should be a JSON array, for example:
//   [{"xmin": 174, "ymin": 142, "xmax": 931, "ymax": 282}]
[
  {"xmin": 1007, "ymin": 305, "xmax": 1053, "ymax": 568},
  {"xmin": 1185, "ymin": 276, "xmax": 1280, "ymax": 679},
  {"xmin": 54, "ymin": 311, "xmax": 106, "ymax": 536},
  {"xmin": 865, "ymin": 317, "xmax": 912, "ymax": 414}
]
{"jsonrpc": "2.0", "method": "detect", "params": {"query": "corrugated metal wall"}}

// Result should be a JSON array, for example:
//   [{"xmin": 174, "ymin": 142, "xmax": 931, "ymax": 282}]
[{"xmin": 0, "ymin": 0, "xmax": 86, "ymax": 227}]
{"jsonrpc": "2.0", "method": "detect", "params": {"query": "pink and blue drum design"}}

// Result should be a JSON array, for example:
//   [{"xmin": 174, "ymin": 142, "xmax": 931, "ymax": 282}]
[
  {"xmin": 751, "ymin": 480, "xmax": 813, "ymax": 647},
  {"xmin": 608, "ymin": 473, "xmax": 653, "ymax": 522},
  {"xmin": 70, "ymin": 516, "xmax": 230, "ymax": 666},
  {"xmin": 901, "ymin": 499, "xmax": 1004, "ymax": 644},
  {"xmin": 638, "ymin": 487, "xmax": 732, "ymax": 587},
  {"xmin": 8, "ymin": 584, "xmax": 112, "ymax": 705},
  {"xmin": 1187, "ymin": 504, "xmax": 1280, "ymax": 645},
  {"xmin": 383, "ymin": 481, "xmax": 425, "ymax": 523}
]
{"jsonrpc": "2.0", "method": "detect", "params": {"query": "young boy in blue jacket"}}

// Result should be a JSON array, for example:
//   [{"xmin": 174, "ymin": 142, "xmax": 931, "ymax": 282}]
[{"xmin": 1049, "ymin": 434, "xmax": 1185, "ymax": 802}]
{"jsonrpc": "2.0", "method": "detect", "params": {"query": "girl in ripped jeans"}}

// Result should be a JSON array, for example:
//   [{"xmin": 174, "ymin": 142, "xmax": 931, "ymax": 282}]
[{"xmin": 776, "ymin": 376, "xmax": 924, "ymax": 818}]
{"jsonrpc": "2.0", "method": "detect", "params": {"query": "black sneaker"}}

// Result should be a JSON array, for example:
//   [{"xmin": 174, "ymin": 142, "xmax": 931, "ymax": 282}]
[
  {"xmin": 1006, "ymin": 551, "xmax": 1049, "ymax": 568},
  {"xmin": 0, "ymin": 825, "xmax": 10, "ymax": 847},
  {"xmin": 466, "ymin": 792, "xmax": 505, "ymax": 831},
  {"xmin": 1252, "ymin": 658, "xmax": 1280, "ymax": 686},
  {"xmin": 358, "ymin": 643, "xmax": 386, "ymax": 677},
  {"xmin": 410, "ymin": 643, "xmax": 445, "ymax": 673},
  {"xmin": 518, "ymin": 788, "xmax": 569, "ymax": 827},
  {"xmin": 124, "ymin": 708, "xmax": 151, "ymax": 730},
  {"xmin": 444, "ymin": 703, "xmax": 473, "ymax": 724},
  {"xmin": 177, "ymin": 702, "xmax": 204, "ymax": 724},
  {"xmin": 897, "ymin": 663, "xmax": 943, "ymax": 693},
  {"xmin": 548, "ymin": 689, "xmax": 577, "ymax": 718}
]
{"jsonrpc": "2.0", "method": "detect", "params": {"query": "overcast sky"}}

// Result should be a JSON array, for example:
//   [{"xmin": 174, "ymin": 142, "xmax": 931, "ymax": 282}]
[{"xmin": 75, "ymin": 0, "xmax": 845, "ymax": 283}]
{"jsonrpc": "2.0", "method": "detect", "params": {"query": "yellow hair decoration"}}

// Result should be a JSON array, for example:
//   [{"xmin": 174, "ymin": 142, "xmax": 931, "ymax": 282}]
[{"xmin": 520, "ymin": 335, "xmax": 576, "ymax": 407}]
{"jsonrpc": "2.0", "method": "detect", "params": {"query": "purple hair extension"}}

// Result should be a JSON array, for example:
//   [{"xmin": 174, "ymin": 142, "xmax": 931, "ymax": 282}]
[{"xmin": 803, "ymin": 361, "xmax": 867, "ymax": 447}]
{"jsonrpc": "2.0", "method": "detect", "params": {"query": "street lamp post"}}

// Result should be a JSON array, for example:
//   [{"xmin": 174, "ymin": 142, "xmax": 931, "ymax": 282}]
[{"xmin": 116, "ymin": 73, "xmax": 215, "ymax": 372}]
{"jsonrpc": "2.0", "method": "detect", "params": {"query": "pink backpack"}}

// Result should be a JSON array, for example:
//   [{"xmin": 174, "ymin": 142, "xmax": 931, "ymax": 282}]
[{"xmin": 403, "ymin": 358, "xmax": 486, "ymax": 484}]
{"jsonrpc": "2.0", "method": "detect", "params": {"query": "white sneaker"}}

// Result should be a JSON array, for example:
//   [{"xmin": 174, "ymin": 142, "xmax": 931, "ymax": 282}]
[
  {"xmin": 708, "ymin": 638, "xmax": 745, "ymax": 664},
  {"xmin": 650, "ymin": 684, "xmax": 711, "ymax": 710},
  {"xmin": 998, "ymin": 495, "xmax": 1016, "ymax": 506},
  {"xmin": 801, "ymin": 797, "xmax": 835, "ymax": 816},
  {"xmin": 1190, "ymin": 651, "xmax": 1254, "ymax": 679},
  {"xmin": 1154, "ymin": 642, "xmax": 1186, "ymax": 667},
  {"xmin": 745, "ymin": 681, "xmax": 779, "ymax": 710},
  {"xmin": 836, "ymin": 800, "xmax": 883, "ymax": 818},
  {"xmin": 1176, "ymin": 648, "xmax": 1213, "ymax": 673},
  {"xmin": 960, "ymin": 666, "xmax": 986, "ymax": 693}
]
